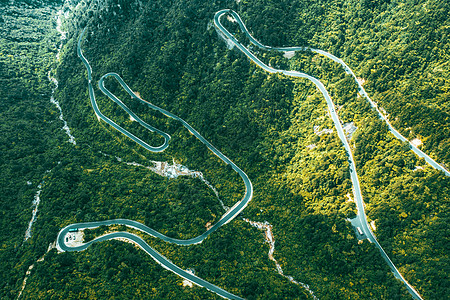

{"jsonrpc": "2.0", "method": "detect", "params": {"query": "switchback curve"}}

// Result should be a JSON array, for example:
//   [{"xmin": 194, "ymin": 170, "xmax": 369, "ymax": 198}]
[{"xmin": 57, "ymin": 26, "xmax": 255, "ymax": 300}]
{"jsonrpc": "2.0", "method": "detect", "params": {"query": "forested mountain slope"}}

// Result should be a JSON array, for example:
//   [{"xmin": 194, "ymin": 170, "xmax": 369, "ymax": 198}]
[
  {"xmin": 0, "ymin": 0, "xmax": 67, "ymax": 297},
  {"xmin": 242, "ymin": 0, "xmax": 450, "ymax": 166},
  {"xmin": 1, "ymin": 0, "xmax": 448, "ymax": 299}
]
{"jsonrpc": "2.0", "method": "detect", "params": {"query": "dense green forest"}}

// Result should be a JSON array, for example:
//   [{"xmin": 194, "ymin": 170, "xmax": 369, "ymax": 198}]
[
  {"xmin": 1, "ymin": 0, "xmax": 449, "ymax": 299},
  {"xmin": 0, "ymin": 0, "xmax": 67, "ymax": 297}
]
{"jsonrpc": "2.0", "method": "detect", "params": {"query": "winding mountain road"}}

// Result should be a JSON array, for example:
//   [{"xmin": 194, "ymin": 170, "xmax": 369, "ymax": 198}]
[
  {"xmin": 57, "ymin": 27, "xmax": 254, "ymax": 300},
  {"xmin": 55, "ymin": 8, "xmax": 445, "ymax": 300}
]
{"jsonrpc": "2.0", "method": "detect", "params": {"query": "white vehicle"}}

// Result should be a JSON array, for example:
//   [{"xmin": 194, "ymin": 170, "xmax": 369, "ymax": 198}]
[{"xmin": 357, "ymin": 227, "xmax": 364, "ymax": 235}]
